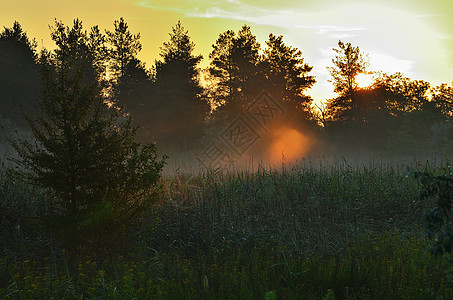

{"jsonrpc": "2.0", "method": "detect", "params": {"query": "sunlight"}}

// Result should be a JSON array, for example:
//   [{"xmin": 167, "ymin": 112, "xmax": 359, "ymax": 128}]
[
  {"xmin": 268, "ymin": 127, "xmax": 310, "ymax": 165},
  {"xmin": 355, "ymin": 73, "xmax": 374, "ymax": 89}
]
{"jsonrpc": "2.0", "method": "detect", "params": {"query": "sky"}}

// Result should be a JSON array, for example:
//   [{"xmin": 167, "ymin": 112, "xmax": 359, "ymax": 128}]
[{"xmin": 2, "ymin": 0, "xmax": 453, "ymax": 101}]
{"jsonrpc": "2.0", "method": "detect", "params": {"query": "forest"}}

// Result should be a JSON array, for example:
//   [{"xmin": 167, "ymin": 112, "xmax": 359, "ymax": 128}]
[
  {"xmin": 1, "ymin": 18, "xmax": 453, "ymax": 298},
  {"xmin": 1, "ymin": 19, "xmax": 453, "ymax": 166}
]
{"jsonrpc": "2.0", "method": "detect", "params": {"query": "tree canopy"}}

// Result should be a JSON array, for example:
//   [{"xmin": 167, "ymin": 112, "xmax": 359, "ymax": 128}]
[
  {"xmin": 2, "ymin": 19, "xmax": 453, "ymax": 162},
  {"xmin": 9, "ymin": 19, "xmax": 165, "ymax": 253},
  {"xmin": 148, "ymin": 21, "xmax": 209, "ymax": 151},
  {"xmin": 0, "ymin": 21, "xmax": 40, "ymax": 128}
]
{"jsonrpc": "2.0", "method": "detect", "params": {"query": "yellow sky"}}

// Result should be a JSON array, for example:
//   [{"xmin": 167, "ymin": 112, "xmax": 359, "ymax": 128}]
[{"xmin": 2, "ymin": 0, "xmax": 453, "ymax": 101}]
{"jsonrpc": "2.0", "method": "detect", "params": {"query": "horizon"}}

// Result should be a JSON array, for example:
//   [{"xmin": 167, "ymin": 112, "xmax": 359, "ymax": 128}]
[{"xmin": 2, "ymin": 0, "xmax": 452, "ymax": 102}]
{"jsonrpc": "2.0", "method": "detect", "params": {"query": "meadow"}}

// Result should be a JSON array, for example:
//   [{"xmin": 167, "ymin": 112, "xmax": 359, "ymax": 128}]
[{"xmin": 1, "ymin": 157, "xmax": 453, "ymax": 299}]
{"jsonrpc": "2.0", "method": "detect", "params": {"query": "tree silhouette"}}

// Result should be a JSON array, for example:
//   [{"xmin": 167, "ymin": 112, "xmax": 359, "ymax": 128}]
[
  {"xmin": 0, "ymin": 21, "xmax": 40, "ymax": 128},
  {"xmin": 376, "ymin": 73, "xmax": 445, "ymax": 155},
  {"xmin": 431, "ymin": 83, "xmax": 453, "ymax": 118},
  {"xmin": 48, "ymin": 19, "xmax": 106, "ymax": 86},
  {"xmin": 326, "ymin": 40, "xmax": 369, "ymax": 123},
  {"xmin": 378, "ymin": 73, "xmax": 431, "ymax": 115},
  {"xmin": 10, "ymin": 19, "xmax": 165, "ymax": 254},
  {"xmin": 209, "ymin": 25, "xmax": 262, "ymax": 120},
  {"xmin": 105, "ymin": 17, "xmax": 149, "ymax": 120},
  {"xmin": 262, "ymin": 33, "xmax": 316, "ymax": 113},
  {"xmin": 116, "ymin": 57, "xmax": 151, "ymax": 126},
  {"xmin": 106, "ymin": 17, "xmax": 142, "ymax": 80},
  {"xmin": 87, "ymin": 25, "xmax": 108, "ymax": 84},
  {"xmin": 148, "ymin": 21, "xmax": 209, "ymax": 151},
  {"xmin": 323, "ymin": 40, "xmax": 372, "ymax": 152},
  {"xmin": 208, "ymin": 29, "xmax": 236, "ymax": 113}
]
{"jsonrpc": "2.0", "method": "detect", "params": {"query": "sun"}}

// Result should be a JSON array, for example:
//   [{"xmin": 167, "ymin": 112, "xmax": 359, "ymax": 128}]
[{"xmin": 355, "ymin": 73, "xmax": 375, "ymax": 89}]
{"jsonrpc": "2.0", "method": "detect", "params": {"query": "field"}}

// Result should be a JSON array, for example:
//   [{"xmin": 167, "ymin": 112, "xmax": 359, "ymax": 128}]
[{"xmin": 1, "ymin": 157, "xmax": 453, "ymax": 299}]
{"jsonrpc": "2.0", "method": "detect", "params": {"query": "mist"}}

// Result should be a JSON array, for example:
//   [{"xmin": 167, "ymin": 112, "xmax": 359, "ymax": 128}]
[{"xmin": 1, "ymin": 19, "xmax": 453, "ymax": 174}]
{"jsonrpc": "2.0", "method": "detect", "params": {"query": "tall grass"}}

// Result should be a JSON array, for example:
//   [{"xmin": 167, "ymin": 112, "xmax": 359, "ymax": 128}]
[
  {"xmin": 151, "ymin": 158, "xmax": 427, "ymax": 255},
  {"xmin": 1, "ymin": 158, "xmax": 452, "ymax": 298}
]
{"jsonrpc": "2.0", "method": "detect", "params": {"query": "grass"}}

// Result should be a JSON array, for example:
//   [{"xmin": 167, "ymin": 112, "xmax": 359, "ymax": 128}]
[{"xmin": 1, "ymin": 158, "xmax": 453, "ymax": 299}]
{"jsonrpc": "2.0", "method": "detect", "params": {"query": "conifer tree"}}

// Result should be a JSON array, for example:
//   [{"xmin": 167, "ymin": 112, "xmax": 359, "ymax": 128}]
[
  {"xmin": 106, "ymin": 18, "xmax": 150, "ymax": 123},
  {"xmin": 208, "ymin": 25, "xmax": 261, "ymax": 119},
  {"xmin": 150, "ymin": 21, "xmax": 208, "ymax": 150},
  {"xmin": 10, "ymin": 19, "xmax": 165, "ymax": 253},
  {"xmin": 0, "ymin": 21, "xmax": 40, "ymax": 127},
  {"xmin": 262, "ymin": 33, "xmax": 316, "ymax": 111}
]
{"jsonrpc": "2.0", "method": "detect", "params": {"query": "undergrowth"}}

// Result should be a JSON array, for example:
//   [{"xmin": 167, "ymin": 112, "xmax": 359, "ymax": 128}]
[{"xmin": 1, "ymin": 159, "xmax": 452, "ymax": 299}]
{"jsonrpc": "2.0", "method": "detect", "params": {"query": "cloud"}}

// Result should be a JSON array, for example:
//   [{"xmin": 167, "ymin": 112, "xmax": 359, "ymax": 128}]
[
  {"xmin": 369, "ymin": 53, "xmax": 414, "ymax": 75},
  {"xmin": 136, "ymin": 0, "xmax": 453, "ymax": 97},
  {"xmin": 136, "ymin": 0, "xmax": 267, "ymax": 19}
]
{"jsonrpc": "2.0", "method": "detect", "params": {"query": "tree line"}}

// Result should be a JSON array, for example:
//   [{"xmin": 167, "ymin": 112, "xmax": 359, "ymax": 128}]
[
  {"xmin": 1, "ymin": 18, "xmax": 453, "ymax": 158},
  {"xmin": 1, "ymin": 17, "xmax": 453, "ymax": 256}
]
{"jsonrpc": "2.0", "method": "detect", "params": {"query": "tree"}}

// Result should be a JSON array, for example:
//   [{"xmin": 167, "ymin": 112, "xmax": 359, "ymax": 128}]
[
  {"xmin": 326, "ymin": 40, "xmax": 369, "ymax": 123},
  {"xmin": 208, "ymin": 30, "xmax": 236, "ymax": 112},
  {"xmin": 10, "ymin": 19, "xmax": 165, "ymax": 254},
  {"xmin": 208, "ymin": 25, "xmax": 262, "ymax": 120},
  {"xmin": 49, "ymin": 19, "xmax": 106, "ymax": 86},
  {"xmin": 149, "ymin": 21, "xmax": 209, "ymax": 151},
  {"xmin": 378, "ymin": 72, "xmax": 431, "ymax": 115},
  {"xmin": 87, "ymin": 25, "xmax": 108, "ymax": 84},
  {"xmin": 262, "ymin": 33, "xmax": 316, "ymax": 113},
  {"xmin": 232, "ymin": 25, "xmax": 262, "ymax": 105},
  {"xmin": 431, "ymin": 83, "xmax": 453, "ymax": 118},
  {"xmin": 106, "ymin": 18, "xmax": 150, "ymax": 122},
  {"xmin": 377, "ymin": 73, "xmax": 445, "ymax": 155},
  {"xmin": 106, "ymin": 17, "xmax": 142, "ymax": 80},
  {"xmin": 115, "ymin": 57, "xmax": 151, "ymax": 125},
  {"xmin": 323, "ymin": 40, "xmax": 374, "ymax": 152},
  {"xmin": 0, "ymin": 21, "xmax": 41, "ymax": 128}
]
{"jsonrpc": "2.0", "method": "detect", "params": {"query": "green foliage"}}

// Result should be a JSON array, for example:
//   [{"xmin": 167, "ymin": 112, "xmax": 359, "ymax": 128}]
[
  {"xmin": 8, "ymin": 19, "xmax": 165, "ymax": 253},
  {"xmin": 1, "ymin": 234, "xmax": 452, "ymax": 299},
  {"xmin": 264, "ymin": 290, "xmax": 277, "ymax": 300},
  {"xmin": 2, "ymin": 160, "xmax": 453, "ymax": 298},
  {"xmin": 414, "ymin": 163, "xmax": 453, "ymax": 255}
]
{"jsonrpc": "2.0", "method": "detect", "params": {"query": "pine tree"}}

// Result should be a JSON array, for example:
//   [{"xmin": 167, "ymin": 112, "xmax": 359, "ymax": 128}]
[
  {"xmin": 106, "ymin": 17, "xmax": 149, "ymax": 123},
  {"xmin": 106, "ymin": 17, "xmax": 142, "ymax": 80},
  {"xmin": 0, "ymin": 21, "xmax": 40, "ymax": 128},
  {"xmin": 208, "ymin": 25, "xmax": 262, "ymax": 119},
  {"xmin": 149, "ymin": 21, "xmax": 208, "ymax": 151},
  {"xmin": 10, "ymin": 19, "xmax": 165, "ymax": 253},
  {"xmin": 262, "ymin": 33, "xmax": 315, "ymax": 112}
]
